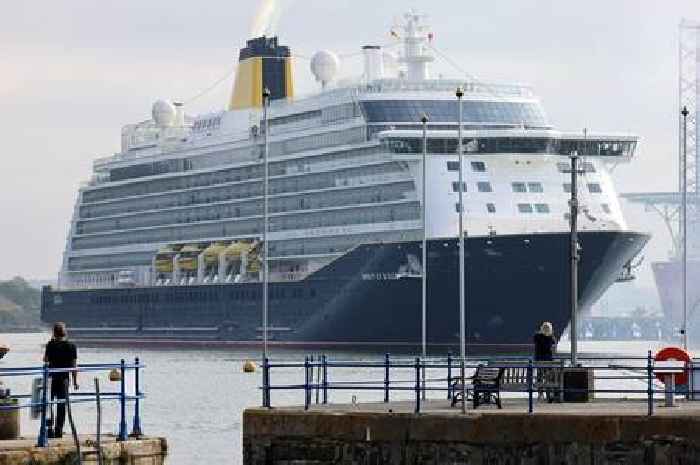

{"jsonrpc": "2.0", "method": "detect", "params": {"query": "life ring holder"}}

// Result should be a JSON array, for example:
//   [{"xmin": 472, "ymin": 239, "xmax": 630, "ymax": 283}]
[{"xmin": 654, "ymin": 347, "xmax": 690, "ymax": 386}]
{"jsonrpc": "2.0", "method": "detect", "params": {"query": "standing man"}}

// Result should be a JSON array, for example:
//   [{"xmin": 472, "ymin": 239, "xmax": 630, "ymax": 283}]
[{"xmin": 43, "ymin": 322, "xmax": 78, "ymax": 438}]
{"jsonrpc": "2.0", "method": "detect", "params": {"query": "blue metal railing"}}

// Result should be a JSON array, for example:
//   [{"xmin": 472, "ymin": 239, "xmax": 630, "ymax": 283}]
[
  {"xmin": 261, "ymin": 351, "xmax": 700, "ymax": 416},
  {"xmin": 0, "ymin": 358, "xmax": 145, "ymax": 447}
]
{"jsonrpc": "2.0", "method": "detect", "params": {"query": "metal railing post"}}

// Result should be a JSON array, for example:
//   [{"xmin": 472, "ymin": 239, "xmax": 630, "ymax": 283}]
[
  {"xmin": 527, "ymin": 359, "xmax": 534, "ymax": 414},
  {"xmin": 447, "ymin": 352, "xmax": 452, "ymax": 400},
  {"xmin": 321, "ymin": 355, "xmax": 328, "ymax": 405},
  {"xmin": 131, "ymin": 357, "xmax": 143, "ymax": 437},
  {"xmin": 263, "ymin": 357, "xmax": 271, "ymax": 408},
  {"xmin": 384, "ymin": 353, "xmax": 390, "ymax": 403},
  {"xmin": 37, "ymin": 363, "xmax": 49, "ymax": 447},
  {"xmin": 647, "ymin": 350, "xmax": 654, "ymax": 416},
  {"xmin": 118, "ymin": 359, "xmax": 127, "ymax": 441},
  {"xmin": 304, "ymin": 356, "xmax": 310, "ymax": 411},
  {"xmin": 415, "ymin": 357, "xmax": 421, "ymax": 413}
]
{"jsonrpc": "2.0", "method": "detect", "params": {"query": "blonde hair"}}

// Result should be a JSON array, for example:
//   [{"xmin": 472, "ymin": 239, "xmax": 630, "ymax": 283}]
[{"xmin": 540, "ymin": 321, "xmax": 553, "ymax": 337}]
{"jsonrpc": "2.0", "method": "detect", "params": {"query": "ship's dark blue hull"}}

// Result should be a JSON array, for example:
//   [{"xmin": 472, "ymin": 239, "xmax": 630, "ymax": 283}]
[{"xmin": 41, "ymin": 231, "xmax": 648, "ymax": 352}]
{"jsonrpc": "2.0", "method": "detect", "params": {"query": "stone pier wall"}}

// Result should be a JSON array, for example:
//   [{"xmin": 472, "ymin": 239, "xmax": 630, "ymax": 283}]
[
  {"xmin": 0, "ymin": 437, "xmax": 167, "ymax": 465},
  {"xmin": 243, "ymin": 409, "xmax": 700, "ymax": 465}
]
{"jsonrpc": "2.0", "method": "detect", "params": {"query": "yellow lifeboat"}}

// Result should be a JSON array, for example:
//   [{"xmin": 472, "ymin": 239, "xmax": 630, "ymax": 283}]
[
  {"xmin": 246, "ymin": 242, "xmax": 262, "ymax": 273},
  {"xmin": 202, "ymin": 242, "xmax": 228, "ymax": 267},
  {"xmin": 178, "ymin": 244, "xmax": 203, "ymax": 272},
  {"xmin": 154, "ymin": 245, "xmax": 179, "ymax": 273},
  {"xmin": 224, "ymin": 241, "xmax": 251, "ymax": 260}
]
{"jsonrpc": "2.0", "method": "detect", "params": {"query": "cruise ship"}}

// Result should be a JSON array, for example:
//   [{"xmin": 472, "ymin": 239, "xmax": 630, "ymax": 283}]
[{"xmin": 41, "ymin": 12, "xmax": 649, "ymax": 351}]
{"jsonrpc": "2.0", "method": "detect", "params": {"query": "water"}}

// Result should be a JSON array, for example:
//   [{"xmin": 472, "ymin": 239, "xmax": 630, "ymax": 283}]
[{"xmin": 0, "ymin": 332, "xmax": 689, "ymax": 465}]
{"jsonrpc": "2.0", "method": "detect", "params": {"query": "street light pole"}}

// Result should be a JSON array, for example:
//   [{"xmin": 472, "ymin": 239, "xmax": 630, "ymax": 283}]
[
  {"xmin": 262, "ymin": 88, "xmax": 271, "ymax": 361},
  {"xmin": 456, "ymin": 87, "xmax": 466, "ymax": 413},
  {"xmin": 421, "ymin": 114, "xmax": 428, "ymax": 400},
  {"xmin": 569, "ymin": 150, "xmax": 579, "ymax": 366},
  {"xmin": 681, "ymin": 105, "xmax": 689, "ymax": 351}
]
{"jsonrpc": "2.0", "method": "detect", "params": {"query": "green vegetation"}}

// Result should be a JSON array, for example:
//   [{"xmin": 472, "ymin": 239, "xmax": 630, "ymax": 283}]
[{"xmin": 0, "ymin": 277, "xmax": 43, "ymax": 328}]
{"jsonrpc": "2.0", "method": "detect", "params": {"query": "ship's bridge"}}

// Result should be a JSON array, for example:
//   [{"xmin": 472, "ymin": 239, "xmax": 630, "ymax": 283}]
[{"xmin": 377, "ymin": 129, "xmax": 638, "ymax": 161}]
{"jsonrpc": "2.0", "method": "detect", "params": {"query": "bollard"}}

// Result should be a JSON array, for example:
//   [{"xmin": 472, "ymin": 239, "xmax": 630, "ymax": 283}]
[
  {"xmin": 527, "ymin": 359, "xmax": 534, "ymax": 414},
  {"xmin": 131, "ymin": 357, "xmax": 143, "ymax": 437},
  {"xmin": 447, "ymin": 352, "xmax": 453, "ymax": 400},
  {"xmin": 322, "ymin": 355, "xmax": 328, "ymax": 405},
  {"xmin": 647, "ymin": 350, "xmax": 654, "ymax": 416},
  {"xmin": 304, "ymin": 356, "xmax": 310, "ymax": 411},
  {"xmin": 37, "ymin": 363, "xmax": 49, "ymax": 447},
  {"xmin": 118, "ymin": 359, "xmax": 127, "ymax": 441},
  {"xmin": 262, "ymin": 357, "xmax": 271, "ymax": 408},
  {"xmin": 384, "ymin": 353, "xmax": 390, "ymax": 403},
  {"xmin": 415, "ymin": 357, "xmax": 421, "ymax": 413}
]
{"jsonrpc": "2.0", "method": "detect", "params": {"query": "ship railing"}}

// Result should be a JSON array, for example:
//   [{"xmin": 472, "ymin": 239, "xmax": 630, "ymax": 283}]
[
  {"xmin": 0, "ymin": 358, "xmax": 145, "ymax": 447},
  {"xmin": 260, "ymin": 352, "xmax": 700, "ymax": 415}
]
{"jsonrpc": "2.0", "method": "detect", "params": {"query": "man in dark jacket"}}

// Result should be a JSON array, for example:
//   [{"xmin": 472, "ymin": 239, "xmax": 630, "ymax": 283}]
[{"xmin": 43, "ymin": 322, "xmax": 79, "ymax": 438}]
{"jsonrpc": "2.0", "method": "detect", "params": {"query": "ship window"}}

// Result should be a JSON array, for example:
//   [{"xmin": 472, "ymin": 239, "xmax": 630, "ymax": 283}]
[
  {"xmin": 471, "ymin": 161, "xmax": 486, "ymax": 172},
  {"xmin": 477, "ymin": 182, "xmax": 493, "ymax": 193},
  {"xmin": 557, "ymin": 162, "xmax": 571, "ymax": 173},
  {"xmin": 601, "ymin": 203, "xmax": 612, "ymax": 214},
  {"xmin": 582, "ymin": 162, "xmax": 596, "ymax": 173},
  {"xmin": 512, "ymin": 182, "xmax": 527, "ymax": 193},
  {"xmin": 452, "ymin": 181, "xmax": 467, "ymax": 193},
  {"xmin": 455, "ymin": 203, "xmax": 464, "ymax": 213},
  {"xmin": 563, "ymin": 183, "xmax": 572, "ymax": 193},
  {"xmin": 528, "ymin": 182, "xmax": 544, "ymax": 193},
  {"xmin": 447, "ymin": 161, "xmax": 460, "ymax": 171},
  {"xmin": 534, "ymin": 203, "xmax": 550, "ymax": 213},
  {"xmin": 486, "ymin": 203, "xmax": 496, "ymax": 213},
  {"xmin": 587, "ymin": 183, "xmax": 602, "ymax": 194},
  {"xmin": 517, "ymin": 203, "xmax": 533, "ymax": 213}
]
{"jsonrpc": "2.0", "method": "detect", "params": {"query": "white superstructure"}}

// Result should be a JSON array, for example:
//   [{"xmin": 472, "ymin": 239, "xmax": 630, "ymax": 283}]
[{"xmin": 57, "ymin": 13, "xmax": 639, "ymax": 291}]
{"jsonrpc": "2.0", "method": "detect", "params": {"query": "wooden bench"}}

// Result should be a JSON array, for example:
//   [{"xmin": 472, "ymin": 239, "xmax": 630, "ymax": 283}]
[
  {"xmin": 451, "ymin": 365, "xmax": 504, "ymax": 409},
  {"xmin": 497, "ymin": 360, "xmax": 564, "ymax": 403}
]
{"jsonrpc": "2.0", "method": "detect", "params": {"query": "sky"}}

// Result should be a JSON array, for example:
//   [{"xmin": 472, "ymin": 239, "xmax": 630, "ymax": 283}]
[{"xmin": 1, "ymin": 0, "xmax": 699, "ymax": 302}]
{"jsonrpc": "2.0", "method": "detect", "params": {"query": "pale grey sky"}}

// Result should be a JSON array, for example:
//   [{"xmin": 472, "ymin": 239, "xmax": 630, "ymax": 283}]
[{"xmin": 1, "ymin": 0, "xmax": 699, "ymax": 295}]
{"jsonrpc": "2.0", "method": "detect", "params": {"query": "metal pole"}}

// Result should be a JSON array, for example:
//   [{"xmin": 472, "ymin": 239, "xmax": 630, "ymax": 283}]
[
  {"xmin": 38, "ymin": 363, "xmax": 49, "ymax": 447},
  {"xmin": 421, "ymin": 114, "xmax": 428, "ymax": 400},
  {"xmin": 131, "ymin": 357, "xmax": 142, "ymax": 437},
  {"xmin": 682, "ymin": 106, "xmax": 689, "ymax": 351},
  {"xmin": 569, "ymin": 151, "xmax": 579, "ymax": 366},
  {"xmin": 262, "ymin": 88, "xmax": 271, "ymax": 361},
  {"xmin": 118, "ymin": 359, "xmax": 127, "ymax": 441},
  {"xmin": 456, "ymin": 87, "xmax": 466, "ymax": 363}
]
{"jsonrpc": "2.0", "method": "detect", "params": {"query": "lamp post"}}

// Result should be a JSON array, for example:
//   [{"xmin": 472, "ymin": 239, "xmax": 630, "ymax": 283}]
[
  {"xmin": 681, "ymin": 105, "xmax": 689, "ymax": 351},
  {"xmin": 456, "ymin": 87, "xmax": 466, "ymax": 361},
  {"xmin": 262, "ymin": 87, "xmax": 271, "ymax": 361},
  {"xmin": 456, "ymin": 87, "xmax": 466, "ymax": 413},
  {"xmin": 421, "ymin": 113, "xmax": 428, "ymax": 400},
  {"xmin": 569, "ymin": 149, "xmax": 579, "ymax": 366}
]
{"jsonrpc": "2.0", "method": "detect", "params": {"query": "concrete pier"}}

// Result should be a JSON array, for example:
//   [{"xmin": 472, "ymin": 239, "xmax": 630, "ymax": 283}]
[
  {"xmin": 243, "ymin": 400, "xmax": 700, "ymax": 464},
  {"xmin": 0, "ymin": 436, "xmax": 167, "ymax": 465}
]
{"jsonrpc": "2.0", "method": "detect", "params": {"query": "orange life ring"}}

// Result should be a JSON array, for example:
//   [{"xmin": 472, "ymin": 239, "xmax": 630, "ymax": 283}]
[{"xmin": 654, "ymin": 347, "xmax": 690, "ymax": 386}]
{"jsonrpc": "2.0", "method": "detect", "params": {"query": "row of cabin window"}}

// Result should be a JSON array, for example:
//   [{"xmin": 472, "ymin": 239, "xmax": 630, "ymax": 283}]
[
  {"xmin": 455, "ymin": 202, "xmax": 612, "ymax": 215},
  {"xmin": 451, "ymin": 181, "xmax": 603, "ymax": 194},
  {"xmin": 447, "ymin": 160, "xmax": 598, "ymax": 175}
]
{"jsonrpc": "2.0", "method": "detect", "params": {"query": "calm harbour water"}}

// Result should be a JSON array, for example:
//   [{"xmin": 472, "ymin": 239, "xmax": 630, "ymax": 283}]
[{"xmin": 0, "ymin": 332, "xmax": 687, "ymax": 465}]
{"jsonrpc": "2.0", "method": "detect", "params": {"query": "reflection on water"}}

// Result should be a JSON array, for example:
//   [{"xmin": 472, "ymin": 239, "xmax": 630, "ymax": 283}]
[{"xmin": 0, "ymin": 333, "xmax": 693, "ymax": 465}]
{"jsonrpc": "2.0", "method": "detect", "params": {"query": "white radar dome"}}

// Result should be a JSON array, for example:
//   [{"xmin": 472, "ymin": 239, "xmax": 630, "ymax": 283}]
[
  {"xmin": 152, "ymin": 100, "xmax": 177, "ymax": 128},
  {"xmin": 310, "ymin": 50, "xmax": 340, "ymax": 87}
]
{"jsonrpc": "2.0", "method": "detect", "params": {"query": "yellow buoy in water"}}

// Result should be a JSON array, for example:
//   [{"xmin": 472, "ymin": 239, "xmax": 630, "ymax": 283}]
[{"xmin": 243, "ymin": 360, "xmax": 257, "ymax": 373}]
